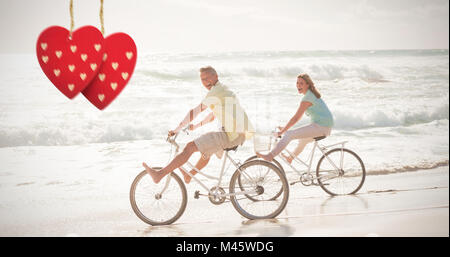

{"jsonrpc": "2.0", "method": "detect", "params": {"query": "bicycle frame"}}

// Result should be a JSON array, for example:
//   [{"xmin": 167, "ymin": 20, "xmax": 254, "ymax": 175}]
[
  {"xmin": 162, "ymin": 132, "xmax": 258, "ymax": 198},
  {"xmin": 276, "ymin": 137, "xmax": 348, "ymax": 181}
]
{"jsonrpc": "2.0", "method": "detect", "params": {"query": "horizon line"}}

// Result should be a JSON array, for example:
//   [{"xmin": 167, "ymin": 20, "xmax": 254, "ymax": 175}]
[{"xmin": 1, "ymin": 48, "xmax": 449, "ymax": 55}]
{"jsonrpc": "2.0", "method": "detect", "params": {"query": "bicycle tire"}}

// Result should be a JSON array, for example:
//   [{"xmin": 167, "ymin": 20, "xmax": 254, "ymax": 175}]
[
  {"xmin": 316, "ymin": 148, "xmax": 366, "ymax": 196},
  {"xmin": 229, "ymin": 160, "xmax": 289, "ymax": 220},
  {"xmin": 241, "ymin": 156, "xmax": 285, "ymax": 201}
]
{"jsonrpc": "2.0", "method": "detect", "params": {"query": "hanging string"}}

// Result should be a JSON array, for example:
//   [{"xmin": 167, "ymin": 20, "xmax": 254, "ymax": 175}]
[
  {"xmin": 99, "ymin": 0, "xmax": 105, "ymax": 35},
  {"xmin": 69, "ymin": 0, "xmax": 105, "ymax": 37},
  {"xmin": 69, "ymin": 0, "xmax": 74, "ymax": 38}
]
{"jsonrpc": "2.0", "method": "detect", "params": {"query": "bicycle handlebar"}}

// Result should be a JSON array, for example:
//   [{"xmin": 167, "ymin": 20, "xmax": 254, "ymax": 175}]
[
  {"xmin": 271, "ymin": 127, "xmax": 282, "ymax": 139},
  {"xmin": 166, "ymin": 126, "xmax": 190, "ymax": 151}
]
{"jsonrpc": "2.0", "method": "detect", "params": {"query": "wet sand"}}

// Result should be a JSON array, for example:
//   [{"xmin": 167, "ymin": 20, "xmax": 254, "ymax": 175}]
[
  {"xmin": 0, "ymin": 166, "xmax": 448, "ymax": 237},
  {"xmin": 0, "ymin": 166, "xmax": 449, "ymax": 237}
]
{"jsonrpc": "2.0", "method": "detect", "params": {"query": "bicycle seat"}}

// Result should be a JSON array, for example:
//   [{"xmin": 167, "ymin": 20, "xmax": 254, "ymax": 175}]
[
  {"xmin": 224, "ymin": 145, "xmax": 239, "ymax": 152},
  {"xmin": 314, "ymin": 136, "xmax": 326, "ymax": 141}
]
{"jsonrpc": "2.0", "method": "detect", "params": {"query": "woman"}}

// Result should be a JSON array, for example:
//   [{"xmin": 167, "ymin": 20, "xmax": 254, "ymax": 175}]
[{"xmin": 256, "ymin": 73, "xmax": 334, "ymax": 162}]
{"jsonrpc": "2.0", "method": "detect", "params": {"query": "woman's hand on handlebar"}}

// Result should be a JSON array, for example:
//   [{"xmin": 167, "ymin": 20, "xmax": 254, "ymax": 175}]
[
  {"xmin": 272, "ymin": 126, "xmax": 286, "ymax": 138},
  {"xmin": 272, "ymin": 131, "xmax": 282, "ymax": 138}
]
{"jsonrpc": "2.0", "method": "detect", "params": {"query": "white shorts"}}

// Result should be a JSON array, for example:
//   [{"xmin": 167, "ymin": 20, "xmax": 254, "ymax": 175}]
[{"xmin": 194, "ymin": 132, "xmax": 245, "ymax": 159}]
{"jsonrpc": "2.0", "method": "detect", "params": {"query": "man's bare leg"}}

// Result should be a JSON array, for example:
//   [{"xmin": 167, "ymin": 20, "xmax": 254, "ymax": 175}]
[
  {"xmin": 143, "ymin": 141, "xmax": 198, "ymax": 183},
  {"xmin": 281, "ymin": 153, "xmax": 294, "ymax": 164},
  {"xmin": 180, "ymin": 156, "xmax": 211, "ymax": 184}
]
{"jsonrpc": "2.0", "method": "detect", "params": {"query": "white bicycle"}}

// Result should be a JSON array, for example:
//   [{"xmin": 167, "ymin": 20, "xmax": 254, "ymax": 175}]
[
  {"xmin": 130, "ymin": 128, "xmax": 290, "ymax": 225},
  {"xmin": 246, "ymin": 129, "xmax": 366, "ymax": 196}
]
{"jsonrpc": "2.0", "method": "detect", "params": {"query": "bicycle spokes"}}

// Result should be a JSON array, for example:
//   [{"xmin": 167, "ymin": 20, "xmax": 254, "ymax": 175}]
[
  {"xmin": 316, "ymin": 148, "xmax": 366, "ymax": 196},
  {"xmin": 130, "ymin": 171, "xmax": 187, "ymax": 226},
  {"xmin": 231, "ymin": 160, "xmax": 289, "ymax": 219}
]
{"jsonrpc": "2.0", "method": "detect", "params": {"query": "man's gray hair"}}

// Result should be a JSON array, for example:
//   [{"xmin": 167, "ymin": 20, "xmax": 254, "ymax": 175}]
[{"xmin": 199, "ymin": 66, "xmax": 217, "ymax": 76}]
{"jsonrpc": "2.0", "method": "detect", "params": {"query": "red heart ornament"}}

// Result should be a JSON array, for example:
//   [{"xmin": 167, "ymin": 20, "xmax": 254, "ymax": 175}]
[
  {"xmin": 36, "ymin": 26, "xmax": 105, "ymax": 99},
  {"xmin": 82, "ymin": 32, "xmax": 137, "ymax": 110}
]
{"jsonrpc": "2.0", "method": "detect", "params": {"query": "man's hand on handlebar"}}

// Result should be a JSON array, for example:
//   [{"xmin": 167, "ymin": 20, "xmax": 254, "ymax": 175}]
[
  {"xmin": 168, "ymin": 126, "xmax": 190, "ymax": 137},
  {"xmin": 168, "ymin": 130, "xmax": 177, "ymax": 137}
]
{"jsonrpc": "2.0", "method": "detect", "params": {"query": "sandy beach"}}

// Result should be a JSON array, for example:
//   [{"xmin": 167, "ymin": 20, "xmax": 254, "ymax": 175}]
[{"xmin": 0, "ymin": 150, "xmax": 447, "ymax": 237}]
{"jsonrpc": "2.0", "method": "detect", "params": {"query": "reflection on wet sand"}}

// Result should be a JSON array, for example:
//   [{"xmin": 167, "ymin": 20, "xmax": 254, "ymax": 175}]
[
  {"xmin": 139, "ymin": 219, "xmax": 295, "ymax": 237},
  {"xmin": 138, "ymin": 195, "xmax": 370, "ymax": 237},
  {"xmin": 229, "ymin": 219, "xmax": 295, "ymax": 237},
  {"xmin": 319, "ymin": 195, "xmax": 369, "ymax": 214},
  {"xmin": 140, "ymin": 224, "xmax": 186, "ymax": 237}
]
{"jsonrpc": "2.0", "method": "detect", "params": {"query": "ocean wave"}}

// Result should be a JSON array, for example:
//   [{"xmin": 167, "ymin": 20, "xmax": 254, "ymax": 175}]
[
  {"xmin": 333, "ymin": 103, "xmax": 449, "ymax": 130},
  {"xmin": 0, "ymin": 124, "xmax": 154, "ymax": 148},
  {"xmin": 135, "ymin": 49, "xmax": 448, "ymax": 83},
  {"xmin": 136, "ymin": 68, "xmax": 198, "ymax": 80},
  {"xmin": 136, "ymin": 63, "xmax": 387, "ymax": 82},
  {"xmin": 0, "ymin": 103, "xmax": 447, "ymax": 147},
  {"xmin": 367, "ymin": 160, "xmax": 449, "ymax": 176},
  {"xmin": 140, "ymin": 49, "xmax": 449, "ymax": 62}
]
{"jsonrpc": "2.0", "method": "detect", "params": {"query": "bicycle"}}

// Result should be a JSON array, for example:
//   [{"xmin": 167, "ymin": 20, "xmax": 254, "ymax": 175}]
[
  {"xmin": 130, "ymin": 128, "xmax": 290, "ymax": 226},
  {"xmin": 245, "ymin": 129, "xmax": 366, "ymax": 196}
]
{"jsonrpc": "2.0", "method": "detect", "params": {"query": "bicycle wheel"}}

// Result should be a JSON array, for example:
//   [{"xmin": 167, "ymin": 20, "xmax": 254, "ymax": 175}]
[
  {"xmin": 240, "ymin": 156, "xmax": 285, "ymax": 201},
  {"xmin": 229, "ymin": 160, "xmax": 289, "ymax": 219},
  {"xmin": 130, "ymin": 168, "xmax": 187, "ymax": 225},
  {"xmin": 316, "ymin": 148, "xmax": 366, "ymax": 196}
]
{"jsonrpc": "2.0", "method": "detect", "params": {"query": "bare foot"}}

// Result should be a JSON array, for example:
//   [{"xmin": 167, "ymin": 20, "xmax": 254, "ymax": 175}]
[
  {"xmin": 281, "ymin": 153, "xmax": 293, "ymax": 164},
  {"xmin": 143, "ymin": 162, "xmax": 163, "ymax": 184},
  {"xmin": 179, "ymin": 167, "xmax": 193, "ymax": 184},
  {"xmin": 255, "ymin": 152, "xmax": 274, "ymax": 162}
]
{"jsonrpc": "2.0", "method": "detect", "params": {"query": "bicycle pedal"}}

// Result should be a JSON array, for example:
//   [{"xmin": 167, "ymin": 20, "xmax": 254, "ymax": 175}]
[{"xmin": 194, "ymin": 190, "xmax": 200, "ymax": 199}]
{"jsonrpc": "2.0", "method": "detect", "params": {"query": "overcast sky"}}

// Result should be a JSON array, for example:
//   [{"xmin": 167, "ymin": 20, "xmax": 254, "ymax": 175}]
[{"xmin": 0, "ymin": 0, "xmax": 448, "ymax": 53}]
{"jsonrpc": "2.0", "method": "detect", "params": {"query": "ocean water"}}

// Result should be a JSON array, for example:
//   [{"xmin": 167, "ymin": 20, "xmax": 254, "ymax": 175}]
[{"xmin": 0, "ymin": 49, "xmax": 448, "ymax": 180}]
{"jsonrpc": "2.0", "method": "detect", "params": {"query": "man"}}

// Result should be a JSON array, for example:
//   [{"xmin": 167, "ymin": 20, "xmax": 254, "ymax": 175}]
[{"xmin": 143, "ymin": 66, "xmax": 254, "ymax": 184}]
